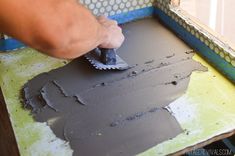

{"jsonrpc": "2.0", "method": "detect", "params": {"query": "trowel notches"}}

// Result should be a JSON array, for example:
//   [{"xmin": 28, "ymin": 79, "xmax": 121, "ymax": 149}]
[{"xmin": 85, "ymin": 48, "xmax": 129, "ymax": 70}]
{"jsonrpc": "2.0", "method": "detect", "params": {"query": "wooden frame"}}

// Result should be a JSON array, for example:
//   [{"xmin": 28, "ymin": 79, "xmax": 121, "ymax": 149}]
[
  {"xmin": 156, "ymin": 0, "xmax": 235, "ymax": 82},
  {"xmin": 0, "ymin": 88, "xmax": 20, "ymax": 156},
  {"xmin": 1, "ymin": 1, "xmax": 235, "ymax": 155}
]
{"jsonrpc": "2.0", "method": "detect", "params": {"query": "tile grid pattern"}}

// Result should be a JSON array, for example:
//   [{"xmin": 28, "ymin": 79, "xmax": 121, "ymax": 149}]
[
  {"xmin": 79, "ymin": 0, "xmax": 154, "ymax": 16},
  {"xmin": 2, "ymin": 0, "xmax": 235, "ymax": 67},
  {"xmin": 155, "ymin": 0, "xmax": 235, "ymax": 67},
  {"xmin": 1, "ymin": 0, "xmax": 155, "ymax": 46}
]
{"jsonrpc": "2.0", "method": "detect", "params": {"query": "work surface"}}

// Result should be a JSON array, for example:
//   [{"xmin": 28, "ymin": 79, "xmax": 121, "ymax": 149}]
[
  {"xmin": 22, "ymin": 18, "xmax": 204, "ymax": 156},
  {"xmin": 1, "ymin": 18, "xmax": 235, "ymax": 156}
]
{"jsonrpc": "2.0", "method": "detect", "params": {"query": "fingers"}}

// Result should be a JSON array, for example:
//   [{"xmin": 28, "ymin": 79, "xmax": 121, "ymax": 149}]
[
  {"xmin": 97, "ymin": 15, "xmax": 107, "ymax": 22},
  {"xmin": 97, "ymin": 15, "xmax": 118, "ymax": 25},
  {"xmin": 111, "ymin": 20, "xmax": 118, "ymax": 25},
  {"xmin": 97, "ymin": 15, "xmax": 124, "ymax": 49}
]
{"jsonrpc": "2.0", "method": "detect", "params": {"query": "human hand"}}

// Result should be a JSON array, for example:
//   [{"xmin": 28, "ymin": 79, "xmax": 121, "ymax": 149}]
[{"xmin": 97, "ymin": 16, "xmax": 125, "ymax": 49}]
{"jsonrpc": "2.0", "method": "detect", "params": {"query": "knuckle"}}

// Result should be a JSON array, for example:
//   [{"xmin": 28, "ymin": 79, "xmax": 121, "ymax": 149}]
[
  {"xmin": 99, "ymin": 15, "xmax": 106, "ymax": 19},
  {"xmin": 113, "ymin": 20, "xmax": 118, "ymax": 25},
  {"xmin": 121, "ymin": 36, "xmax": 125, "ymax": 42},
  {"xmin": 110, "ymin": 20, "xmax": 118, "ymax": 25},
  {"xmin": 97, "ymin": 15, "xmax": 107, "ymax": 23}
]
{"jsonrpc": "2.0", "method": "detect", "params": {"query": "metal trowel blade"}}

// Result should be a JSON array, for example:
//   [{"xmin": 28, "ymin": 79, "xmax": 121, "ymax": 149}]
[{"xmin": 85, "ymin": 48, "xmax": 129, "ymax": 70}]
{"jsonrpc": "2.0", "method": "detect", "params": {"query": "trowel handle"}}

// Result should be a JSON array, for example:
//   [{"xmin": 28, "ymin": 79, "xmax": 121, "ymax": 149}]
[{"xmin": 99, "ymin": 48, "xmax": 117, "ymax": 65}]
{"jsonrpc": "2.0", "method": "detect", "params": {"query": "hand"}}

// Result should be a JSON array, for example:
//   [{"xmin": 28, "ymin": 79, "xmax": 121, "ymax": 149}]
[{"xmin": 97, "ymin": 16, "xmax": 125, "ymax": 49}]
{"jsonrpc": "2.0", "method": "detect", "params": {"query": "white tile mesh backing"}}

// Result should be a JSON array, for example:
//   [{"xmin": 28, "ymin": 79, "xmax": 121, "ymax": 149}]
[{"xmin": 79, "ymin": 0, "xmax": 155, "ymax": 16}]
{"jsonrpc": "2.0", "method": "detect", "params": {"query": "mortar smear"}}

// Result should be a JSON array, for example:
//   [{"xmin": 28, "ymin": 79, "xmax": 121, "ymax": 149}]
[{"xmin": 22, "ymin": 18, "xmax": 207, "ymax": 156}]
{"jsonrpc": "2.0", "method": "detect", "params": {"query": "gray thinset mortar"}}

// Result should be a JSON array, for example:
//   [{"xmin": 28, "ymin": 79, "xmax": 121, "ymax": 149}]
[{"xmin": 22, "ymin": 18, "xmax": 206, "ymax": 156}]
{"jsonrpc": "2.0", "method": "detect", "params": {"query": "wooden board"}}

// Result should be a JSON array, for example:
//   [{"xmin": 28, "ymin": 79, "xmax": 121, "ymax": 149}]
[
  {"xmin": 0, "ymin": 46, "xmax": 235, "ymax": 156},
  {"xmin": 0, "ymin": 89, "xmax": 19, "ymax": 156},
  {"xmin": 1, "ymin": 1, "xmax": 235, "ymax": 155}
]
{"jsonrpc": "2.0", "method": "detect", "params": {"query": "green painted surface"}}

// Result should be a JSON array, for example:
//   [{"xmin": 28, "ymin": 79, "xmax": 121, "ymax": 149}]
[
  {"xmin": 0, "ymin": 48, "xmax": 72, "ymax": 156},
  {"xmin": 1, "ymin": 48, "xmax": 235, "ymax": 156},
  {"xmin": 139, "ymin": 55, "xmax": 235, "ymax": 156}
]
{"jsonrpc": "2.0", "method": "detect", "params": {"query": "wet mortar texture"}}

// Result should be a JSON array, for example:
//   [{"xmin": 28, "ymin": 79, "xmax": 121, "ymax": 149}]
[{"xmin": 22, "ymin": 17, "xmax": 207, "ymax": 156}]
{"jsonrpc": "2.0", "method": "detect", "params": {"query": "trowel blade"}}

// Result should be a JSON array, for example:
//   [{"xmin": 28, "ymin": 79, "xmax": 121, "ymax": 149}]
[{"xmin": 85, "ymin": 48, "xmax": 129, "ymax": 70}]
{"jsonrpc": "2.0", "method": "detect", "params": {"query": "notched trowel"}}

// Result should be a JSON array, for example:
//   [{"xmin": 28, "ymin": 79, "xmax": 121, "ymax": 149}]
[{"xmin": 85, "ymin": 48, "xmax": 129, "ymax": 70}]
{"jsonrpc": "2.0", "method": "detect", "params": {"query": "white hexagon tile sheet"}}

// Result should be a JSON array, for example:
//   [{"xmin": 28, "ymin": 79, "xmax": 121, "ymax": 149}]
[
  {"xmin": 79, "ymin": 0, "xmax": 155, "ymax": 16},
  {"xmin": 155, "ymin": 0, "xmax": 235, "ymax": 67},
  {"xmin": 0, "ymin": 0, "xmax": 155, "ymax": 41}
]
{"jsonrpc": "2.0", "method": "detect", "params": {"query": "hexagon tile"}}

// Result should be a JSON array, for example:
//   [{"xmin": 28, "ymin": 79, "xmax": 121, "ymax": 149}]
[{"xmin": 79, "ymin": 0, "xmax": 155, "ymax": 16}]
